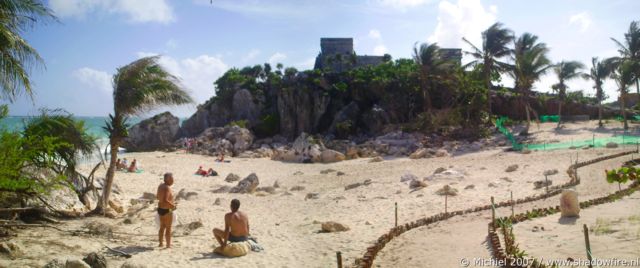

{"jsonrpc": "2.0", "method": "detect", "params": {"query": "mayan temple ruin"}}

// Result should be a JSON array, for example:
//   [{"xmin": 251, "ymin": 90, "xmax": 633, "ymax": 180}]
[{"xmin": 314, "ymin": 37, "xmax": 462, "ymax": 72}]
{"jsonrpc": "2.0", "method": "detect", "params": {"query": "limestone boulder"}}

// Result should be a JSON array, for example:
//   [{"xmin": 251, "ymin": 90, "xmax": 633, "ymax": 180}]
[
  {"xmin": 124, "ymin": 112, "xmax": 180, "ymax": 152},
  {"xmin": 229, "ymin": 173, "xmax": 260, "ymax": 194},
  {"xmin": 83, "ymin": 252, "xmax": 107, "ymax": 268},
  {"xmin": 321, "ymin": 221, "xmax": 350, "ymax": 232},
  {"xmin": 225, "ymin": 173, "xmax": 240, "ymax": 182},
  {"xmin": 409, "ymin": 148, "xmax": 428, "ymax": 159}
]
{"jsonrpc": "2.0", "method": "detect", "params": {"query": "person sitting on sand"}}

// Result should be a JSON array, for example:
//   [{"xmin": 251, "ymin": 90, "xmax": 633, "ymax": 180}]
[
  {"xmin": 215, "ymin": 152, "xmax": 225, "ymax": 162},
  {"xmin": 157, "ymin": 173, "xmax": 176, "ymax": 248},
  {"xmin": 196, "ymin": 166, "xmax": 208, "ymax": 176},
  {"xmin": 213, "ymin": 199, "xmax": 249, "ymax": 248},
  {"xmin": 207, "ymin": 168, "xmax": 218, "ymax": 177},
  {"xmin": 116, "ymin": 158, "xmax": 123, "ymax": 170},
  {"xmin": 127, "ymin": 159, "xmax": 138, "ymax": 173}
]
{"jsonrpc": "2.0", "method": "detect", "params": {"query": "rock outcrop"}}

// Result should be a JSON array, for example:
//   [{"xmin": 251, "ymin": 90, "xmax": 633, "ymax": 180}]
[
  {"xmin": 123, "ymin": 112, "xmax": 180, "ymax": 152},
  {"xmin": 178, "ymin": 126, "xmax": 253, "ymax": 156}
]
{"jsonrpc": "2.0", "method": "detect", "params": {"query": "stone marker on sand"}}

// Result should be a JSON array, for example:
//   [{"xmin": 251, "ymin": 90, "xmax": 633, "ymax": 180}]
[
  {"xmin": 321, "ymin": 221, "xmax": 350, "ymax": 232},
  {"xmin": 560, "ymin": 190, "xmax": 580, "ymax": 217}
]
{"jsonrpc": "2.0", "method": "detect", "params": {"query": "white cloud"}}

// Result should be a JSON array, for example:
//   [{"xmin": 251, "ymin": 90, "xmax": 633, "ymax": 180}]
[
  {"xmin": 369, "ymin": 29, "xmax": 382, "ymax": 39},
  {"xmin": 569, "ymin": 12, "xmax": 592, "ymax": 33},
  {"xmin": 268, "ymin": 52, "xmax": 287, "ymax": 65},
  {"xmin": 135, "ymin": 52, "xmax": 229, "ymax": 106},
  {"xmin": 242, "ymin": 49, "xmax": 261, "ymax": 63},
  {"xmin": 295, "ymin": 57, "xmax": 317, "ymax": 70},
  {"xmin": 427, "ymin": 0, "xmax": 497, "ymax": 48},
  {"xmin": 49, "ymin": 0, "xmax": 175, "ymax": 24},
  {"xmin": 377, "ymin": 0, "xmax": 431, "ymax": 10},
  {"xmin": 373, "ymin": 45, "xmax": 388, "ymax": 55},
  {"xmin": 72, "ymin": 67, "xmax": 112, "ymax": 94}
]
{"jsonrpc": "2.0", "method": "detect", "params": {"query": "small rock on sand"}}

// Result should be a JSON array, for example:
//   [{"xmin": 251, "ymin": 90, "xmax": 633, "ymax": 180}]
[
  {"xmin": 409, "ymin": 179, "xmax": 427, "ymax": 189},
  {"xmin": 320, "ymin": 169, "xmax": 336, "ymax": 174},
  {"xmin": 293, "ymin": 171, "xmax": 304, "ymax": 175},
  {"xmin": 273, "ymin": 180, "xmax": 280, "ymax": 188},
  {"xmin": 505, "ymin": 164, "xmax": 518, "ymax": 172},
  {"xmin": 321, "ymin": 221, "xmax": 350, "ymax": 232},
  {"xmin": 543, "ymin": 169, "xmax": 558, "ymax": 176},
  {"xmin": 433, "ymin": 167, "xmax": 447, "ymax": 174},
  {"xmin": 606, "ymin": 142, "xmax": 618, "ymax": 148},
  {"xmin": 500, "ymin": 177, "xmax": 513, "ymax": 183},
  {"xmin": 229, "ymin": 173, "xmax": 260, "ymax": 194},
  {"xmin": 211, "ymin": 186, "xmax": 231, "ymax": 193},
  {"xmin": 488, "ymin": 183, "xmax": 498, "ymax": 188},
  {"xmin": 345, "ymin": 183, "xmax": 363, "ymax": 190},
  {"xmin": 533, "ymin": 180, "xmax": 552, "ymax": 189},
  {"xmin": 305, "ymin": 193, "xmax": 319, "ymax": 200},
  {"xmin": 369, "ymin": 156, "xmax": 384, "ymax": 163},
  {"xmin": 401, "ymin": 173, "xmax": 418, "ymax": 183},
  {"xmin": 214, "ymin": 198, "xmax": 222, "ymax": 205},
  {"xmin": 44, "ymin": 259, "xmax": 65, "ymax": 268},
  {"xmin": 336, "ymin": 171, "xmax": 346, "ymax": 176},
  {"xmin": 65, "ymin": 259, "xmax": 91, "ymax": 268},
  {"xmin": 290, "ymin": 186, "xmax": 305, "ymax": 191},
  {"xmin": 464, "ymin": 184, "xmax": 475, "ymax": 190},
  {"xmin": 83, "ymin": 253, "xmax": 107, "ymax": 268},
  {"xmin": 141, "ymin": 192, "xmax": 155, "ymax": 200},
  {"xmin": 435, "ymin": 149, "xmax": 449, "ymax": 157},
  {"xmin": 225, "ymin": 173, "xmax": 240, "ymax": 182}
]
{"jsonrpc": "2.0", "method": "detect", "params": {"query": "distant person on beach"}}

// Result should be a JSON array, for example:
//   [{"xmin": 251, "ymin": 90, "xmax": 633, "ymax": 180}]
[
  {"xmin": 157, "ymin": 173, "xmax": 176, "ymax": 248},
  {"xmin": 196, "ymin": 166, "xmax": 207, "ymax": 176},
  {"xmin": 122, "ymin": 158, "xmax": 128, "ymax": 168},
  {"xmin": 213, "ymin": 199, "xmax": 250, "ymax": 248},
  {"xmin": 127, "ymin": 159, "xmax": 138, "ymax": 172},
  {"xmin": 116, "ymin": 159, "xmax": 124, "ymax": 170},
  {"xmin": 207, "ymin": 168, "xmax": 218, "ymax": 176},
  {"xmin": 215, "ymin": 152, "xmax": 225, "ymax": 162}
]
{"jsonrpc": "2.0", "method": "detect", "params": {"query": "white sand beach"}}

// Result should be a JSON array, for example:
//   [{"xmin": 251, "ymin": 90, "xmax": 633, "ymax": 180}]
[{"xmin": 4, "ymin": 120, "xmax": 640, "ymax": 268}]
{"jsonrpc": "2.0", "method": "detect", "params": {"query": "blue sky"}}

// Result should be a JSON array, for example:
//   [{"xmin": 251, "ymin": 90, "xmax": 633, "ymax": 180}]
[{"xmin": 7, "ymin": 0, "xmax": 640, "ymax": 117}]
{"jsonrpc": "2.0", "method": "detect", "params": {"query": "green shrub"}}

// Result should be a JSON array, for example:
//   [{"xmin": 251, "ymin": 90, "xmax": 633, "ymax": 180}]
[{"xmin": 227, "ymin": 120, "xmax": 248, "ymax": 128}]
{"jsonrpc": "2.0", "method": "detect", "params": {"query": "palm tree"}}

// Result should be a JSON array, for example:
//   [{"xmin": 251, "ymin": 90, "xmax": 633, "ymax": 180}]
[
  {"xmin": 462, "ymin": 22, "xmax": 514, "ymax": 121},
  {"xmin": 609, "ymin": 60, "xmax": 637, "ymax": 130},
  {"xmin": 551, "ymin": 61, "xmax": 584, "ymax": 128},
  {"xmin": 413, "ymin": 42, "xmax": 445, "ymax": 112},
  {"xmin": 582, "ymin": 57, "xmax": 612, "ymax": 128},
  {"xmin": 611, "ymin": 21, "xmax": 640, "ymax": 95},
  {"xmin": 95, "ymin": 56, "xmax": 193, "ymax": 214},
  {"xmin": 508, "ymin": 33, "xmax": 553, "ymax": 132},
  {"xmin": 0, "ymin": 0, "xmax": 55, "ymax": 102}
]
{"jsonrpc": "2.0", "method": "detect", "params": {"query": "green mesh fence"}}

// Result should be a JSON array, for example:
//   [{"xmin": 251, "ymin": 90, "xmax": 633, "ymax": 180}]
[
  {"xmin": 539, "ymin": 115, "xmax": 559, "ymax": 123},
  {"xmin": 495, "ymin": 117, "xmax": 640, "ymax": 151}
]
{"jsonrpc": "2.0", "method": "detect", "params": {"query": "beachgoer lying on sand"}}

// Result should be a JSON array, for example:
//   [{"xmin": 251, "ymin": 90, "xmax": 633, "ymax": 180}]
[
  {"xmin": 157, "ymin": 173, "xmax": 176, "ymax": 248},
  {"xmin": 127, "ymin": 159, "xmax": 138, "ymax": 172},
  {"xmin": 207, "ymin": 168, "xmax": 218, "ymax": 177},
  {"xmin": 213, "ymin": 199, "xmax": 250, "ymax": 248},
  {"xmin": 196, "ymin": 166, "xmax": 207, "ymax": 176}
]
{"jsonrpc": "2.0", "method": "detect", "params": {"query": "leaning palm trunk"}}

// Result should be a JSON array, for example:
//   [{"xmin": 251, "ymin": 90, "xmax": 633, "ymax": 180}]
[
  {"xmin": 98, "ymin": 140, "xmax": 119, "ymax": 213},
  {"xmin": 484, "ymin": 66, "xmax": 492, "ymax": 123}
]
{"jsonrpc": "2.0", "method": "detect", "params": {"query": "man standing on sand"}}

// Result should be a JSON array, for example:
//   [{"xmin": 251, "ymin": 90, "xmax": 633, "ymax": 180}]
[
  {"xmin": 157, "ymin": 173, "xmax": 176, "ymax": 248},
  {"xmin": 213, "ymin": 199, "xmax": 250, "ymax": 248}
]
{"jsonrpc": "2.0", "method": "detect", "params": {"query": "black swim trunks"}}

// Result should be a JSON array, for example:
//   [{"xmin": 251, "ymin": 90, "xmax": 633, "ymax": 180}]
[
  {"xmin": 157, "ymin": 208, "xmax": 171, "ymax": 216},
  {"xmin": 228, "ymin": 234, "xmax": 248, "ymax": 242}
]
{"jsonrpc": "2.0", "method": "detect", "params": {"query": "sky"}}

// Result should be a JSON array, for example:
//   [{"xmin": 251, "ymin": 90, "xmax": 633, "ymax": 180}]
[{"xmin": 7, "ymin": 0, "xmax": 640, "ymax": 117}]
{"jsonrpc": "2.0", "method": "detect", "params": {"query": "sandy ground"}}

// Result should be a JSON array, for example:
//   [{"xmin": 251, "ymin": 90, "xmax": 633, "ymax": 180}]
[
  {"xmin": 514, "ymin": 191, "xmax": 640, "ymax": 268},
  {"xmin": 3, "ymin": 120, "xmax": 639, "ymax": 268}
]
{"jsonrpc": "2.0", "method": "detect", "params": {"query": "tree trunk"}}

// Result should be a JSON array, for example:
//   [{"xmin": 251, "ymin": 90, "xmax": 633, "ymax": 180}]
[
  {"xmin": 598, "ymin": 101, "xmax": 603, "ymax": 128},
  {"xmin": 525, "ymin": 103, "xmax": 531, "ymax": 130},
  {"xmin": 556, "ymin": 101, "xmax": 562, "ymax": 129},
  {"xmin": 94, "ymin": 139, "xmax": 119, "ymax": 213},
  {"xmin": 621, "ymin": 91, "xmax": 628, "ymax": 130},
  {"xmin": 484, "ymin": 65, "xmax": 492, "ymax": 123}
]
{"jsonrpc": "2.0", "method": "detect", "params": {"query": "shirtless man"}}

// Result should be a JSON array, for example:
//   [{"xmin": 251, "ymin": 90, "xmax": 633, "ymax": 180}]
[
  {"xmin": 213, "ymin": 199, "xmax": 249, "ymax": 248},
  {"xmin": 157, "ymin": 173, "xmax": 176, "ymax": 248}
]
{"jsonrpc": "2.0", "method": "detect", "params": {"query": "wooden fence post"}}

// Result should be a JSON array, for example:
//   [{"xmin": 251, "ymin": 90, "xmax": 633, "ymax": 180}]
[
  {"xmin": 510, "ymin": 191, "xmax": 514, "ymax": 218},
  {"xmin": 545, "ymin": 175, "xmax": 549, "ymax": 194},
  {"xmin": 491, "ymin": 196, "xmax": 495, "ymax": 226},
  {"xmin": 395, "ymin": 202, "xmax": 398, "ymax": 228},
  {"xmin": 336, "ymin": 251, "xmax": 343, "ymax": 268},
  {"xmin": 445, "ymin": 194, "xmax": 448, "ymax": 214},
  {"xmin": 583, "ymin": 224, "xmax": 593, "ymax": 268}
]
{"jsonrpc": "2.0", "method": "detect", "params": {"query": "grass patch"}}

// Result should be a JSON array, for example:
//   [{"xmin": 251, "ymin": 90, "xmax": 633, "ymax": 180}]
[{"xmin": 592, "ymin": 218, "xmax": 619, "ymax": 236}]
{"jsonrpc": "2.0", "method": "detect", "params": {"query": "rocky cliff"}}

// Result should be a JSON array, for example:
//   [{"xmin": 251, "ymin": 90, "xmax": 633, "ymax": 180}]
[{"xmin": 123, "ymin": 112, "xmax": 180, "ymax": 152}]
